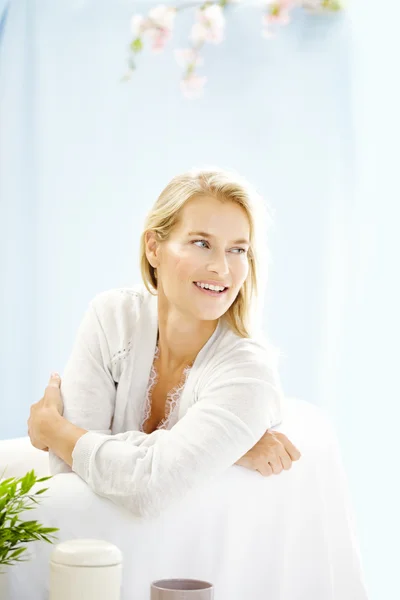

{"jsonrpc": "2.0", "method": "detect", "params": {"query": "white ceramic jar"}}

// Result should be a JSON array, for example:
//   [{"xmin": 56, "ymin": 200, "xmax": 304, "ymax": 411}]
[
  {"xmin": 0, "ymin": 572, "xmax": 10, "ymax": 599},
  {"xmin": 49, "ymin": 539, "xmax": 123, "ymax": 600}
]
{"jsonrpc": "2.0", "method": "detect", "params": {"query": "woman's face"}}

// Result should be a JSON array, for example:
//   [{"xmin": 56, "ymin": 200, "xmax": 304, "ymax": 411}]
[{"xmin": 147, "ymin": 195, "xmax": 251, "ymax": 322}]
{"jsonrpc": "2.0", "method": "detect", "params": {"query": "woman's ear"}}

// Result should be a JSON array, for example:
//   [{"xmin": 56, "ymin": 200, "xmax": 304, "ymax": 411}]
[{"xmin": 144, "ymin": 230, "xmax": 160, "ymax": 269}]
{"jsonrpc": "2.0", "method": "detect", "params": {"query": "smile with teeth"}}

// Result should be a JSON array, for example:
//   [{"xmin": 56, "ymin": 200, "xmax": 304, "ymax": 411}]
[{"xmin": 194, "ymin": 282, "xmax": 228, "ymax": 295}]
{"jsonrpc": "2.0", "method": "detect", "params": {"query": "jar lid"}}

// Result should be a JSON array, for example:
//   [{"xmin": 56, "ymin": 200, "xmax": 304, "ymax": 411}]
[{"xmin": 51, "ymin": 539, "xmax": 123, "ymax": 567}]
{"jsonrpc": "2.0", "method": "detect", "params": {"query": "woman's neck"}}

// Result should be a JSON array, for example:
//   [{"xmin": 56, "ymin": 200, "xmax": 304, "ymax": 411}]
[{"xmin": 156, "ymin": 320, "xmax": 218, "ymax": 374}]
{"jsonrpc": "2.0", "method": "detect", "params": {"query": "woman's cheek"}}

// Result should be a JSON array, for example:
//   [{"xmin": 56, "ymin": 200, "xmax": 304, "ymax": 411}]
[
  {"xmin": 172, "ymin": 249, "xmax": 196, "ymax": 274},
  {"xmin": 238, "ymin": 258, "xmax": 249, "ymax": 282},
  {"xmin": 179, "ymin": 247, "xmax": 200, "ymax": 266},
  {"xmin": 169, "ymin": 244, "xmax": 187, "ymax": 267}
]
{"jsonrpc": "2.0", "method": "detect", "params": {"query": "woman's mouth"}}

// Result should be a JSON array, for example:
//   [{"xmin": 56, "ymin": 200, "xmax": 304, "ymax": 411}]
[{"xmin": 193, "ymin": 282, "xmax": 229, "ymax": 297}]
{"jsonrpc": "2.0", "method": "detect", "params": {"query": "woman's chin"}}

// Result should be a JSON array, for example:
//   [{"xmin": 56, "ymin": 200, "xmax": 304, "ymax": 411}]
[{"xmin": 191, "ymin": 306, "xmax": 227, "ymax": 322}]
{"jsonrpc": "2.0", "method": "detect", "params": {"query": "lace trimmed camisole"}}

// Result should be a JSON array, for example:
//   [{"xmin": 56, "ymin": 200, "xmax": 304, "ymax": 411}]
[{"xmin": 139, "ymin": 340, "xmax": 193, "ymax": 432}]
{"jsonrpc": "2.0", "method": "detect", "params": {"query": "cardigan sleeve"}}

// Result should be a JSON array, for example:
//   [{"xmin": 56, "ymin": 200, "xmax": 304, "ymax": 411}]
[
  {"xmin": 49, "ymin": 294, "xmax": 118, "ymax": 475},
  {"xmin": 71, "ymin": 348, "xmax": 284, "ymax": 519}
]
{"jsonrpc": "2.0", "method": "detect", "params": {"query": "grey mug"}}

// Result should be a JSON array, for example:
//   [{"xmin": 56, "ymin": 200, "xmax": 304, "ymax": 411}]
[{"xmin": 150, "ymin": 578, "xmax": 214, "ymax": 599}]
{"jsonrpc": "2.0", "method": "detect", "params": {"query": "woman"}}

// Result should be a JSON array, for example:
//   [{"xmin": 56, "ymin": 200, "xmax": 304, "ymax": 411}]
[{"xmin": 28, "ymin": 166, "xmax": 301, "ymax": 519}]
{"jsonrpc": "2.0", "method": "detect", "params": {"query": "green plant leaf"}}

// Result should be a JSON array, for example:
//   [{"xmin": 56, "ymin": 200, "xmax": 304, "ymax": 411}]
[
  {"xmin": 20, "ymin": 471, "xmax": 35, "ymax": 495},
  {"xmin": 9, "ymin": 516, "xmax": 18, "ymax": 528},
  {"xmin": 36, "ymin": 476, "xmax": 52, "ymax": 483},
  {"xmin": 34, "ymin": 488, "xmax": 49, "ymax": 496},
  {"xmin": 38, "ymin": 527, "xmax": 59, "ymax": 534},
  {"xmin": 7, "ymin": 482, "xmax": 17, "ymax": 498},
  {"xmin": 18, "ymin": 520, "xmax": 37, "ymax": 528},
  {"xmin": 8, "ymin": 547, "xmax": 27, "ymax": 559},
  {"xmin": 0, "ymin": 477, "xmax": 16, "ymax": 488}
]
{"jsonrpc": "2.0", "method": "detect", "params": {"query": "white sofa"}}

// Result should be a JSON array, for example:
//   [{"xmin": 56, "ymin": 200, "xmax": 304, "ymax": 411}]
[{"xmin": 0, "ymin": 397, "xmax": 370, "ymax": 600}]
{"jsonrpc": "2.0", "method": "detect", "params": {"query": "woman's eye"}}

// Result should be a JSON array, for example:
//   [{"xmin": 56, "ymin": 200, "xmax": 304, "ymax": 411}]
[
  {"xmin": 193, "ymin": 240, "xmax": 208, "ymax": 248},
  {"xmin": 193, "ymin": 240, "xmax": 246, "ymax": 254}
]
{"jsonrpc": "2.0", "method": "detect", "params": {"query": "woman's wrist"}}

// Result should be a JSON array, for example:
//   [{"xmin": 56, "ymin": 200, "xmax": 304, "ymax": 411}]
[{"xmin": 44, "ymin": 412, "xmax": 88, "ymax": 467}]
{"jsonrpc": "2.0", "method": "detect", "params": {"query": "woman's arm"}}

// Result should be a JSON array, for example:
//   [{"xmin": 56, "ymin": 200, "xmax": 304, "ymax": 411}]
[
  {"xmin": 49, "ymin": 293, "xmax": 118, "ymax": 474},
  {"xmin": 50, "ymin": 351, "xmax": 283, "ymax": 519}
]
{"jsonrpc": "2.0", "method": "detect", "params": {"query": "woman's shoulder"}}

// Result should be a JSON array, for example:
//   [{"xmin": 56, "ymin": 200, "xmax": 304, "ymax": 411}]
[
  {"xmin": 87, "ymin": 282, "xmax": 150, "ymax": 363},
  {"xmin": 201, "ymin": 325, "xmax": 284, "ymax": 398},
  {"xmin": 91, "ymin": 282, "xmax": 145, "ymax": 309},
  {"xmin": 90, "ymin": 283, "xmax": 146, "ymax": 318},
  {"xmin": 217, "ymin": 323, "xmax": 283, "ymax": 373}
]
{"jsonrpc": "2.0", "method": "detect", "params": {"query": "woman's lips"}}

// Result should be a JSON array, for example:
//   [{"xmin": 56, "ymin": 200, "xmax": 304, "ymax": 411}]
[{"xmin": 193, "ymin": 282, "xmax": 228, "ymax": 297}]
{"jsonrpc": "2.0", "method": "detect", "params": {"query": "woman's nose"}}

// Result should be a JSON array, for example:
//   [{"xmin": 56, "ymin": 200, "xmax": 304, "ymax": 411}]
[{"xmin": 207, "ymin": 251, "xmax": 229, "ymax": 276}]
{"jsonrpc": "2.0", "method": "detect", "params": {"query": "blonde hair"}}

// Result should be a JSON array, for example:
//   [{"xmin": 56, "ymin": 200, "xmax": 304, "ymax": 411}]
[{"xmin": 139, "ymin": 166, "xmax": 273, "ymax": 338}]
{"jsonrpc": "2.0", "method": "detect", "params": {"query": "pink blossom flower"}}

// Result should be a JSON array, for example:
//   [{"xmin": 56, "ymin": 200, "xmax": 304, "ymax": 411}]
[
  {"xmin": 180, "ymin": 73, "xmax": 207, "ymax": 99},
  {"xmin": 190, "ymin": 4, "xmax": 225, "ymax": 45},
  {"xmin": 262, "ymin": 0, "xmax": 297, "ymax": 37},
  {"xmin": 131, "ymin": 14, "xmax": 146, "ymax": 36},
  {"xmin": 190, "ymin": 23, "xmax": 209, "ymax": 45},
  {"xmin": 130, "ymin": 5, "xmax": 176, "ymax": 53},
  {"xmin": 264, "ymin": 1, "xmax": 293, "ymax": 25},
  {"xmin": 148, "ymin": 4, "xmax": 176, "ymax": 30},
  {"xmin": 174, "ymin": 48, "xmax": 204, "ymax": 68},
  {"xmin": 148, "ymin": 28, "xmax": 172, "ymax": 54},
  {"xmin": 198, "ymin": 4, "xmax": 225, "ymax": 30},
  {"xmin": 265, "ymin": 10, "xmax": 290, "ymax": 25}
]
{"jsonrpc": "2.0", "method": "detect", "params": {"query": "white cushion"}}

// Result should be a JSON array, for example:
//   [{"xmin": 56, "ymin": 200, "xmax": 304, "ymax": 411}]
[{"xmin": 0, "ymin": 436, "xmax": 50, "ymax": 479}]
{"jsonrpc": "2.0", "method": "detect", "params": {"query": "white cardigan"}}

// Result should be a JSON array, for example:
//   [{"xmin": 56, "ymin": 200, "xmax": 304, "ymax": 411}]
[{"xmin": 49, "ymin": 284, "xmax": 284, "ymax": 518}]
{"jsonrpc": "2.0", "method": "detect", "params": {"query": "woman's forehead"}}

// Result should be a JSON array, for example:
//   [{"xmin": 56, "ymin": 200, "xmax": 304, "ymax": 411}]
[{"xmin": 178, "ymin": 196, "xmax": 250, "ymax": 234}]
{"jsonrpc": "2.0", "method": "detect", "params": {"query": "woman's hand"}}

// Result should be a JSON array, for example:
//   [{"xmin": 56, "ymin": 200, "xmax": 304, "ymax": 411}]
[
  {"xmin": 27, "ymin": 372, "xmax": 64, "ymax": 452},
  {"xmin": 235, "ymin": 430, "xmax": 301, "ymax": 476}
]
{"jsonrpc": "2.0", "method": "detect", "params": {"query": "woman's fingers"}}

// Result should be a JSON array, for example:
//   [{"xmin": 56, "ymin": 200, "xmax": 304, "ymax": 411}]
[
  {"xmin": 274, "ymin": 432, "xmax": 302, "ymax": 461},
  {"xmin": 280, "ymin": 452, "xmax": 293, "ymax": 470},
  {"xmin": 43, "ymin": 372, "xmax": 64, "ymax": 415},
  {"xmin": 257, "ymin": 448, "xmax": 295, "ymax": 477},
  {"xmin": 257, "ymin": 461, "xmax": 273, "ymax": 477},
  {"xmin": 257, "ymin": 450, "xmax": 285, "ymax": 477},
  {"xmin": 270, "ymin": 459, "xmax": 283, "ymax": 475},
  {"xmin": 237, "ymin": 431, "xmax": 302, "ymax": 478},
  {"xmin": 46, "ymin": 372, "xmax": 61, "ymax": 390}
]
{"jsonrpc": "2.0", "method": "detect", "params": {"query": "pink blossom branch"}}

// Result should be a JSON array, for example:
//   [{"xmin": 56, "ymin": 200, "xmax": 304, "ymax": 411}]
[{"xmin": 122, "ymin": 0, "xmax": 344, "ymax": 97}]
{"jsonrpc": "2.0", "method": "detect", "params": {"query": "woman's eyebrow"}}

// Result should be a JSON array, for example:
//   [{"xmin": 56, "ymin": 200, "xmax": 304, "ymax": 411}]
[{"xmin": 187, "ymin": 231, "xmax": 250, "ymax": 245}]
